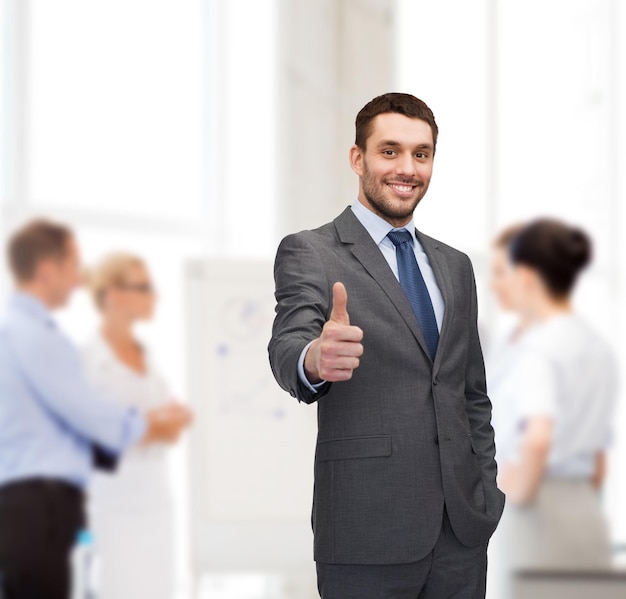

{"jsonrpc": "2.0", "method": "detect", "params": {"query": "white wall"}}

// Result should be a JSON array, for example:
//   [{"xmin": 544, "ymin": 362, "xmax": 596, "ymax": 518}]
[{"xmin": 276, "ymin": 0, "xmax": 393, "ymax": 234}]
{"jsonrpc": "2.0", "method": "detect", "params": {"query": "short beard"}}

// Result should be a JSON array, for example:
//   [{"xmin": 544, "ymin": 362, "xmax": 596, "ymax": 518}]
[
  {"xmin": 362, "ymin": 187, "xmax": 422, "ymax": 222},
  {"xmin": 361, "ymin": 163, "xmax": 428, "ymax": 225}
]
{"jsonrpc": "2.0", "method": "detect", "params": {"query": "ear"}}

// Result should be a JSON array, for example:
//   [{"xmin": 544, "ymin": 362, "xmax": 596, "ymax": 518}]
[
  {"xmin": 526, "ymin": 266, "xmax": 541, "ymax": 289},
  {"xmin": 349, "ymin": 144, "xmax": 364, "ymax": 177},
  {"xmin": 517, "ymin": 264, "xmax": 540, "ymax": 292},
  {"xmin": 36, "ymin": 259, "xmax": 55, "ymax": 285},
  {"xmin": 103, "ymin": 287, "xmax": 122, "ymax": 310}
]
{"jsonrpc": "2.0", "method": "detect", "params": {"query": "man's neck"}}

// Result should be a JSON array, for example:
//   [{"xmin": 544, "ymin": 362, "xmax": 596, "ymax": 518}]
[
  {"xmin": 16, "ymin": 283, "xmax": 55, "ymax": 311},
  {"xmin": 354, "ymin": 197, "xmax": 414, "ymax": 229}
]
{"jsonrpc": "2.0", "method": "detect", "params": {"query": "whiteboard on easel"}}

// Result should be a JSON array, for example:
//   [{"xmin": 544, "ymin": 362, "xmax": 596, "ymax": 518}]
[{"xmin": 185, "ymin": 259, "xmax": 317, "ymax": 571}]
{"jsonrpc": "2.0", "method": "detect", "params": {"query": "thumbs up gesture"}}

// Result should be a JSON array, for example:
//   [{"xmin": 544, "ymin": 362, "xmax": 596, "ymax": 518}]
[{"xmin": 304, "ymin": 282, "xmax": 364, "ymax": 383}]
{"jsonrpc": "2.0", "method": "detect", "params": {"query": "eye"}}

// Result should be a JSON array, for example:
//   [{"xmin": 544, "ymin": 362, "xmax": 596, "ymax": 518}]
[
  {"xmin": 383, "ymin": 150, "xmax": 396, "ymax": 156},
  {"xmin": 415, "ymin": 152, "xmax": 428, "ymax": 159}
]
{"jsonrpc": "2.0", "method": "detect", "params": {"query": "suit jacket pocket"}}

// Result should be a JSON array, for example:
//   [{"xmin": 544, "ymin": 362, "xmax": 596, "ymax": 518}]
[
  {"xmin": 469, "ymin": 436, "xmax": 487, "ymax": 512},
  {"xmin": 316, "ymin": 435, "xmax": 392, "ymax": 462}
]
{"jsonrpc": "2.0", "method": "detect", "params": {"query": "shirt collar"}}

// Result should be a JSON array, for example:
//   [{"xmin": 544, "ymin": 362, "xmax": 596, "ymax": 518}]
[
  {"xmin": 8, "ymin": 291, "xmax": 56, "ymax": 327},
  {"xmin": 351, "ymin": 198, "xmax": 418, "ymax": 247},
  {"xmin": 87, "ymin": 333, "xmax": 117, "ymax": 370},
  {"xmin": 88, "ymin": 331, "xmax": 151, "ymax": 374}
]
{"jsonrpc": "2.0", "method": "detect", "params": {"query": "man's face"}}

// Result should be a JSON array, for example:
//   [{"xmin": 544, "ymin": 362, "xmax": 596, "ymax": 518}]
[
  {"xmin": 43, "ymin": 237, "xmax": 82, "ymax": 308},
  {"xmin": 349, "ymin": 112, "xmax": 435, "ymax": 227}
]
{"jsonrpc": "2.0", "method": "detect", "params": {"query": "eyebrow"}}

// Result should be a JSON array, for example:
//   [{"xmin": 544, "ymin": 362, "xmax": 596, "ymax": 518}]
[{"xmin": 376, "ymin": 140, "xmax": 434, "ymax": 151}]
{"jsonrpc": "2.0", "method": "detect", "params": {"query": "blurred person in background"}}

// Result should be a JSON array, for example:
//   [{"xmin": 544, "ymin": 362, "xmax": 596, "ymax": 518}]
[
  {"xmin": 488, "ymin": 218, "xmax": 616, "ymax": 598},
  {"xmin": 0, "ymin": 219, "xmax": 190, "ymax": 599},
  {"xmin": 488, "ymin": 224, "xmax": 528, "ymax": 340},
  {"xmin": 82, "ymin": 253, "xmax": 192, "ymax": 599},
  {"xmin": 485, "ymin": 224, "xmax": 530, "ymax": 481},
  {"xmin": 484, "ymin": 223, "xmax": 530, "ymax": 598}
]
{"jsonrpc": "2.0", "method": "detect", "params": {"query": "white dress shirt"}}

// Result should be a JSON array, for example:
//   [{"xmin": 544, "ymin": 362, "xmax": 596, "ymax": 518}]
[{"xmin": 298, "ymin": 199, "xmax": 445, "ymax": 391}]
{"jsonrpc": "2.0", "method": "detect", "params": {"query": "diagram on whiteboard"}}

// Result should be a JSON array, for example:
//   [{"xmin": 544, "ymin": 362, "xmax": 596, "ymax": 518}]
[
  {"xmin": 186, "ymin": 259, "xmax": 317, "ymax": 526},
  {"xmin": 213, "ymin": 295, "xmax": 288, "ymax": 421}
]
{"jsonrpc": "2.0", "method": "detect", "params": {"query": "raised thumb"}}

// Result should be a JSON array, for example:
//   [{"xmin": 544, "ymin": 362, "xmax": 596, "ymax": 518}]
[{"xmin": 329, "ymin": 282, "xmax": 350, "ymax": 325}]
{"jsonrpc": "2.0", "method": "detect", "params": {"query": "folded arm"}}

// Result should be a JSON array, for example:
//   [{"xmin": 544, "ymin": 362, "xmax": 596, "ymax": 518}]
[
  {"xmin": 12, "ymin": 327, "xmax": 145, "ymax": 453},
  {"xmin": 499, "ymin": 416, "xmax": 553, "ymax": 504}
]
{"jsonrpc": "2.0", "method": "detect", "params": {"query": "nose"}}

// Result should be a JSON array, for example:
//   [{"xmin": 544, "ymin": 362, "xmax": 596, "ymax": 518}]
[{"xmin": 395, "ymin": 152, "xmax": 416, "ymax": 177}]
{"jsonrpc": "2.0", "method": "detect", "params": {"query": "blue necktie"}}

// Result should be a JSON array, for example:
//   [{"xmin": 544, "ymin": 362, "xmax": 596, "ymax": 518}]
[{"xmin": 387, "ymin": 229, "xmax": 439, "ymax": 360}]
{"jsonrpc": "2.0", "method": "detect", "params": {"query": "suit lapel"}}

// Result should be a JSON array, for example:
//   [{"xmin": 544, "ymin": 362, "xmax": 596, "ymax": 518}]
[
  {"xmin": 334, "ymin": 208, "xmax": 434, "ymax": 363},
  {"xmin": 416, "ymin": 230, "xmax": 456, "ymax": 370}
]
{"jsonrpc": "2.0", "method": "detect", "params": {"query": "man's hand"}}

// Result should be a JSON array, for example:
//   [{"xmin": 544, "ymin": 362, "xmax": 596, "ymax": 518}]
[
  {"xmin": 142, "ymin": 403, "xmax": 193, "ymax": 445},
  {"xmin": 304, "ymin": 282, "xmax": 364, "ymax": 383}
]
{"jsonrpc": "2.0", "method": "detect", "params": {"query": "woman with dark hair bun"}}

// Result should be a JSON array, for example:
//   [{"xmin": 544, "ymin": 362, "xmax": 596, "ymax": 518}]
[
  {"xmin": 508, "ymin": 219, "xmax": 592, "ymax": 299},
  {"xmin": 487, "ymin": 219, "xmax": 617, "ymax": 598}
]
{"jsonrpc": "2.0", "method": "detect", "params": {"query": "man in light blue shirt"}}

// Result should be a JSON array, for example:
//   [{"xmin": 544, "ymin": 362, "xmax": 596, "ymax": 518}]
[{"xmin": 0, "ymin": 219, "xmax": 190, "ymax": 599}]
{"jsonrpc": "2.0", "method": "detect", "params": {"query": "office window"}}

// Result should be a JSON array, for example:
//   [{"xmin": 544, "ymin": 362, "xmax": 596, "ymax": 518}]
[
  {"xmin": 395, "ymin": 0, "xmax": 491, "ymax": 254},
  {"xmin": 3, "ymin": 2, "xmax": 280, "ymax": 595},
  {"xmin": 210, "ymin": 0, "xmax": 278, "ymax": 258},
  {"xmin": 26, "ymin": 0, "xmax": 205, "ymax": 222},
  {"xmin": 496, "ymin": 0, "xmax": 613, "ymax": 269}
]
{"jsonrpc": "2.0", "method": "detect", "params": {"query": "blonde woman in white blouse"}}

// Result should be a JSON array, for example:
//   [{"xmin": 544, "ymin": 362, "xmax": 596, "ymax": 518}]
[{"xmin": 82, "ymin": 253, "xmax": 192, "ymax": 599}]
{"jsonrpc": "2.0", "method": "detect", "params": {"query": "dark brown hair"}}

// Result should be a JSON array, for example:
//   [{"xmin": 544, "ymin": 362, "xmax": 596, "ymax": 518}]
[
  {"xmin": 509, "ymin": 218, "xmax": 592, "ymax": 299},
  {"xmin": 7, "ymin": 219, "xmax": 74, "ymax": 282},
  {"xmin": 355, "ymin": 93, "xmax": 439, "ymax": 152}
]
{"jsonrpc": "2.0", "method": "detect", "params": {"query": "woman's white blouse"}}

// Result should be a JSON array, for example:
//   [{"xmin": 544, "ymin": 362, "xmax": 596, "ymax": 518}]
[
  {"xmin": 82, "ymin": 334, "xmax": 175, "ymax": 598},
  {"xmin": 82, "ymin": 335, "xmax": 173, "ymax": 510},
  {"xmin": 488, "ymin": 313, "xmax": 618, "ymax": 478}
]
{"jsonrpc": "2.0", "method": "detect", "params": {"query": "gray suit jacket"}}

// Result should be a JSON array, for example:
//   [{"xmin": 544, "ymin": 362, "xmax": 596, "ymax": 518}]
[{"xmin": 269, "ymin": 207, "xmax": 505, "ymax": 565}]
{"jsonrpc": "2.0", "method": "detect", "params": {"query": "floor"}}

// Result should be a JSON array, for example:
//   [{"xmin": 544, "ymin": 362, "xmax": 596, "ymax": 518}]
[
  {"xmin": 188, "ymin": 551, "xmax": 626, "ymax": 599},
  {"xmin": 195, "ymin": 571, "xmax": 318, "ymax": 599}
]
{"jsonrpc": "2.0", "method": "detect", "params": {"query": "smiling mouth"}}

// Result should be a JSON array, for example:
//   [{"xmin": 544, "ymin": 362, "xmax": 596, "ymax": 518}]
[{"xmin": 387, "ymin": 182, "xmax": 418, "ymax": 195}]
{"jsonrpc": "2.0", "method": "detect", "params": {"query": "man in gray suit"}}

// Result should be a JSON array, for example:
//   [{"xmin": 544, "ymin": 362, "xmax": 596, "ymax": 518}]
[{"xmin": 269, "ymin": 93, "xmax": 504, "ymax": 598}]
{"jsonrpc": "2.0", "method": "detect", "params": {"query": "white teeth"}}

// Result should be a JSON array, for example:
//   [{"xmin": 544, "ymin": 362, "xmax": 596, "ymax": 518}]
[{"xmin": 390, "ymin": 184, "xmax": 413, "ymax": 192}]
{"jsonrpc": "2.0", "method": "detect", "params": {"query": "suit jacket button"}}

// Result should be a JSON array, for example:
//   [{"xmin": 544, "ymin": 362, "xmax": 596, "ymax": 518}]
[
  {"xmin": 433, "ymin": 378, "xmax": 439, "ymax": 386},
  {"xmin": 434, "ymin": 436, "xmax": 439, "ymax": 445}
]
